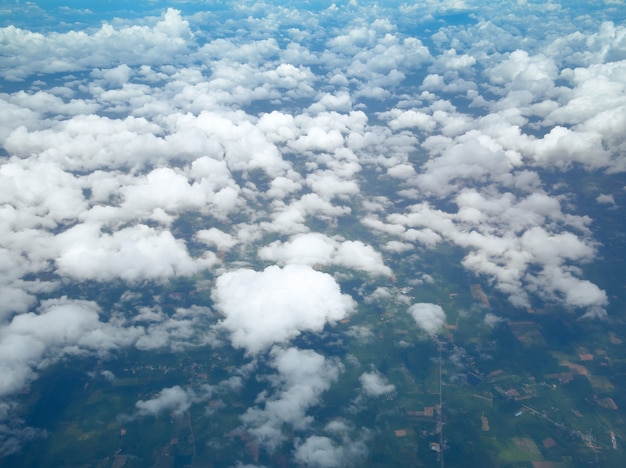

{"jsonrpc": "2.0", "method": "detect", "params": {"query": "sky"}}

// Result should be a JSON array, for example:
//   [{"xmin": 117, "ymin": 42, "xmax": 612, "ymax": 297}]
[{"xmin": 0, "ymin": 0, "xmax": 625, "ymax": 465}]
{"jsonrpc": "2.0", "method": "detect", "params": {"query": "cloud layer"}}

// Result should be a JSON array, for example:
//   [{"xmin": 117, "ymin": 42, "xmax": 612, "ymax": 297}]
[{"xmin": 0, "ymin": 0, "xmax": 623, "ymax": 463}]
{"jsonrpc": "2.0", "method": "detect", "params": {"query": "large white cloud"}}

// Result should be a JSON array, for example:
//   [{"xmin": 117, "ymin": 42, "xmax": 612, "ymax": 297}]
[
  {"xmin": 212, "ymin": 265, "xmax": 356, "ymax": 354},
  {"xmin": 54, "ymin": 223, "xmax": 216, "ymax": 282}
]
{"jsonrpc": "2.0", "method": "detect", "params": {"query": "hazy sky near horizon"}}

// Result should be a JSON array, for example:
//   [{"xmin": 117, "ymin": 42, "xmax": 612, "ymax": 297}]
[{"xmin": 1, "ymin": 0, "xmax": 625, "ymax": 463}]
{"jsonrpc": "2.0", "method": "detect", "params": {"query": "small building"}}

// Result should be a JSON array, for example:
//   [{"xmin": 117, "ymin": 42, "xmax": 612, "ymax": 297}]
[
  {"xmin": 429, "ymin": 442, "xmax": 441, "ymax": 453},
  {"xmin": 481, "ymin": 414, "xmax": 490, "ymax": 431},
  {"xmin": 506, "ymin": 388, "xmax": 521, "ymax": 398}
]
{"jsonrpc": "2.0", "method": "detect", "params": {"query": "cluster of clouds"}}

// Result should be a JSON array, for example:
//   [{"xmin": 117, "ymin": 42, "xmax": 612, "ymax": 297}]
[
  {"xmin": 240, "ymin": 347, "xmax": 343, "ymax": 452},
  {"xmin": 0, "ymin": 0, "xmax": 624, "ymax": 463},
  {"xmin": 0, "ymin": 297, "xmax": 225, "ymax": 403},
  {"xmin": 371, "ymin": 194, "xmax": 609, "ymax": 314},
  {"xmin": 0, "ymin": 8, "xmax": 194, "ymax": 81},
  {"xmin": 130, "ymin": 375, "xmax": 243, "ymax": 420},
  {"xmin": 259, "ymin": 233, "xmax": 392, "ymax": 276},
  {"xmin": 0, "ymin": 298, "xmax": 141, "ymax": 399}
]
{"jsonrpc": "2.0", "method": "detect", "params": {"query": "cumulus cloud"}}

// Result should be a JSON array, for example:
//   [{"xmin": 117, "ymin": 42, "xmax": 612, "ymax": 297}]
[
  {"xmin": 258, "ymin": 233, "xmax": 392, "ymax": 276},
  {"xmin": 212, "ymin": 265, "xmax": 356, "ymax": 354},
  {"xmin": 240, "ymin": 347, "xmax": 342, "ymax": 451},
  {"xmin": 596, "ymin": 193, "xmax": 616, "ymax": 205},
  {"xmin": 294, "ymin": 434, "xmax": 368, "ymax": 468},
  {"xmin": 0, "ymin": 298, "xmax": 142, "ymax": 398},
  {"xmin": 133, "ymin": 305, "xmax": 221, "ymax": 352},
  {"xmin": 407, "ymin": 303, "xmax": 446, "ymax": 336},
  {"xmin": 135, "ymin": 385, "xmax": 196, "ymax": 418},
  {"xmin": 54, "ymin": 223, "xmax": 216, "ymax": 282},
  {"xmin": 359, "ymin": 371, "xmax": 395, "ymax": 397},
  {"xmin": 346, "ymin": 325, "xmax": 375, "ymax": 343},
  {"xmin": 385, "ymin": 190, "xmax": 608, "ymax": 314},
  {"xmin": 484, "ymin": 313, "xmax": 505, "ymax": 328},
  {"xmin": 195, "ymin": 228, "xmax": 238, "ymax": 251},
  {"xmin": 131, "ymin": 378, "xmax": 239, "ymax": 420},
  {"xmin": 0, "ymin": 9, "xmax": 194, "ymax": 81}
]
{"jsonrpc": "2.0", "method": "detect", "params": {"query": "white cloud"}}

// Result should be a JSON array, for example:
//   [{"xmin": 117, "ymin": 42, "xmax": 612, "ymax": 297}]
[
  {"xmin": 386, "ymin": 163, "xmax": 417, "ymax": 179},
  {"xmin": 134, "ymin": 305, "xmax": 221, "ymax": 352},
  {"xmin": 484, "ymin": 313, "xmax": 505, "ymax": 328},
  {"xmin": 265, "ymin": 193, "xmax": 352, "ymax": 234},
  {"xmin": 0, "ymin": 9, "xmax": 194, "ymax": 81},
  {"xmin": 295, "ymin": 436, "xmax": 344, "ymax": 467},
  {"xmin": 54, "ymin": 223, "xmax": 216, "ymax": 282},
  {"xmin": 135, "ymin": 385, "xmax": 196, "ymax": 418},
  {"xmin": 306, "ymin": 171, "xmax": 359, "ymax": 200},
  {"xmin": 407, "ymin": 303, "xmax": 446, "ymax": 336},
  {"xmin": 118, "ymin": 167, "xmax": 219, "ymax": 217},
  {"xmin": 529, "ymin": 265, "xmax": 608, "ymax": 312},
  {"xmin": 382, "ymin": 240, "xmax": 414, "ymax": 253},
  {"xmin": 385, "ymin": 186, "xmax": 607, "ymax": 314},
  {"xmin": 257, "ymin": 111, "xmax": 298, "ymax": 143},
  {"xmin": 0, "ymin": 160, "xmax": 87, "ymax": 227},
  {"xmin": 346, "ymin": 326, "xmax": 375, "ymax": 343},
  {"xmin": 0, "ymin": 298, "xmax": 142, "ymax": 398},
  {"xmin": 186, "ymin": 112, "xmax": 290, "ymax": 178},
  {"xmin": 359, "ymin": 371, "xmax": 395, "ymax": 397},
  {"xmin": 334, "ymin": 241, "xmax": 392, "ymax": 276},
  {"xmin": 596, "ymin": 193, "xmax": 616, "ymax": 205},
  {"xmin": 432, "ymin": 48, "xmax": 476, "ymax": 71},
  {"xmin": 195, "ymin": 228, "xmax": 239, "ymax": 251},
  {"xmin": 5, "ymin": 115, "xmax": 168, "ymax": 171},
  {"xmin": 294, "ymin": 434, "xmax": 368, "ymax": 468},
  {"xmin": 292, "ymin": 127, "xmax": 345, "ymax": 153},
  {"xmin": 240, "ymin": 347, "xmax": 342, "ymax": 450},
  {"xmin": 132, "ymin": 379, "xmax": 230, "ymax": 419},
  {"xmin": 259, "ymin": 233, "xmax": 392, "ymax": 276},
  {"xmin": 488, "ymin": 50, "xmax": 557, "ymax": 89},
  {"xmin": 259, "ymin": 232, "xmax": 337, "ymax": 267},
  {"xmin": 212, "ymin": 265, "xmax": 355, "ymax": 354},
  {"xmin": 415, "ymin": 130, "xmax": 518, "ymax": 197}
]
